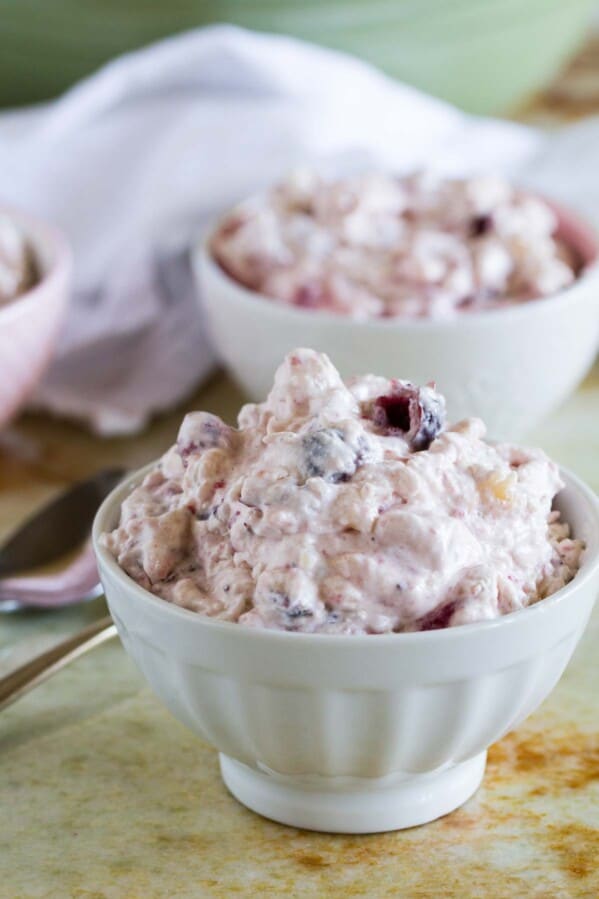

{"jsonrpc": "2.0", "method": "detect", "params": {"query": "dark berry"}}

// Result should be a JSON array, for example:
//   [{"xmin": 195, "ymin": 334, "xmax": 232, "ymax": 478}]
[
  {"xmin": 416, "ymin": 600, "xmax": 457, "ymax": 631},
  {"xmin": 469, "ymin": 214, "xmax": 493, "ymax": 238},
  {"xmin": 414, "ymin": 396, "xmax": 444, "ymax": 451},
  {"xmin": 372, "ymin": 383, "xmax": 445, "ymax": 451},
  {"xmin": 331, "ymin": 471, "xmax": 351, "ymax": 484},
  {"xmin": 270, "ymin": 591, "xmax": 314, "ymax": 628},
  {"xmin": 286, "ymin": 607, "xmax": 314, "ymax": 619},
  {"xmin": 373, "ymin": 394, "xmax": 411, "ymax": 432},
  {"xmin": 301, "ymin": 428, "xmax": 359, "ymax": 482}
]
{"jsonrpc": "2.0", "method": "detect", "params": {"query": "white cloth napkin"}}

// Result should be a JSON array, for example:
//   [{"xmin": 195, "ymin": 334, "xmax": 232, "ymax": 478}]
[{"xmin": 0, "ymin": 25, "xmax": 597, "ymax": 434}]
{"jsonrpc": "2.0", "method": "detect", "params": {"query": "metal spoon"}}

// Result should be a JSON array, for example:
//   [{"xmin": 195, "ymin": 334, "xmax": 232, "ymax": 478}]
[
  {"xmin": 0, "ymin": 614, "xmax": 116, "ymax": 711},
  {"xmin": 0, "ymin": 467, "xmax": 125, "ymax": 611},
  {"xmin": 0, "ymin": 468, "xmax": 125, "ymax": 709}
]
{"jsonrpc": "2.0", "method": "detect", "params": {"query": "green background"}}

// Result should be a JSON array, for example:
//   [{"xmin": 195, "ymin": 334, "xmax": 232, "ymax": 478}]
[{"xmin": 0, "ymin": 0, "xmax": 592, "ymax": 112}]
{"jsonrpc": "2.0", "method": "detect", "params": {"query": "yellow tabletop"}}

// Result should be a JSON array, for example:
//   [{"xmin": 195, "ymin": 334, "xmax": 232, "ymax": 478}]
[{"xmin": 2, "ymin": 51, "xmax": 599, "ymax": 899}]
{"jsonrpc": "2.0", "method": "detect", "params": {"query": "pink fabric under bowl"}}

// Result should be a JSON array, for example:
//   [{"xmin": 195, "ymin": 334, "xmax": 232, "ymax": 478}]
[{"xmin": 0, "ymin": 209, "xmax": 72, "ymax": 428}]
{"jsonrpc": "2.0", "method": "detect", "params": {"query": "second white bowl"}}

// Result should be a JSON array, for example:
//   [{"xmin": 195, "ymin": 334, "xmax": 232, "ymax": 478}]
[{"xmin": 194, "ymin": 200, "xmax": 599, "ymax": 440}]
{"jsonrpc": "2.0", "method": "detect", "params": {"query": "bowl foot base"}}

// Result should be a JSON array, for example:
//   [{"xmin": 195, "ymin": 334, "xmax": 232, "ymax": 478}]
[{"xmin": 219, "ymin": 751, "xmax": 486, "ymax": 833}]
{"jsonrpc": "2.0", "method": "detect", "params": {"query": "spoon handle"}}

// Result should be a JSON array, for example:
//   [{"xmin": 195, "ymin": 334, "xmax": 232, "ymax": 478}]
[{"xmin": 0, "ymin": 615, "xmax": 117, "ymax": 712}]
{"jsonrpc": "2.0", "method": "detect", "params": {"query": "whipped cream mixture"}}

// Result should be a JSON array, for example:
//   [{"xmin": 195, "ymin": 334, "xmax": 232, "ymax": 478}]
[
  {"xmin": 0, "ymin": 215, "xmax": 36, "ymax": 305},
  {"xmin": 211, "ymin": 172, "xmax": 578, "ymax": 318},
  {"xmin": 103, "ymin": 350, "xmax": 583, "ymax": 634}
]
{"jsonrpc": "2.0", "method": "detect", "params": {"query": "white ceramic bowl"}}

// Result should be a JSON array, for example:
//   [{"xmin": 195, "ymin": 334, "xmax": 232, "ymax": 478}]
[
  {"xmin": 194, "ymin": 201, "xmax": 599, "ymax": 441},
  {"xmin": 0, "ymin": 208, "xmax": 72, "ymax": 428},
  {"xmin": 93, "ymin": 464, "xmax": 599, "ymax": 834}
]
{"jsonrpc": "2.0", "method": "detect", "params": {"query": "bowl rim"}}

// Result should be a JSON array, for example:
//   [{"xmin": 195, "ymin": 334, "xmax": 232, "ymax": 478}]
[
  {"xmin": 0, "ymin": 205, "xmax": 73, "ymax": 325},
  {"xmin": 195, "ymin": 193, "xmax": 599, "ymax": 332},
  {"xmin": 93, "ymin": 461, "xmax": 599, "ymax": 646}
]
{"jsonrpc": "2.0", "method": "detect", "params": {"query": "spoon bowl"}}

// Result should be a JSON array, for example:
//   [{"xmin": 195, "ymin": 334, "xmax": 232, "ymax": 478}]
[{"xmin": 0, "ymin": 467, "xmax": 125, "ymax": 611}]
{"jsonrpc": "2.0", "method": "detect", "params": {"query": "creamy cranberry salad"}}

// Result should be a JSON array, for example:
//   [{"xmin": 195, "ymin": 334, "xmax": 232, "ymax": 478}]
[
  {"xmin": 0, "ymin": 215, "xmax": 37, "ymax": 305},
  {"xmin": 103, "ymin": 350, "xmax": 583, "ymax": 634},
  {"xmin": 211, "ymin": 171, "xmax": 578, "ymax": 319}
]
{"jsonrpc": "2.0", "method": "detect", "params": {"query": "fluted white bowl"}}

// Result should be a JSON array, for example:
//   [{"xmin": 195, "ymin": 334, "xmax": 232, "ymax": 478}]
[
  {"xmin": 0, "ymin": 208, "xmax": 72, "ymax": 428},
  {"xmin": 194, "ymin": 200, "xmax": 599, "ymax": 441},
  {"xmin": 93, "ymin": 465, "xmax": 599, "ymax": 833}
]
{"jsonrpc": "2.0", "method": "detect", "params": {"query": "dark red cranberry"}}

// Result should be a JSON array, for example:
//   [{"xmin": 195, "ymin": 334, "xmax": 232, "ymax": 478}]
[
  {"xmin": 372, "ymin": 384, "xmax": 444, "ymax": 451},
  {"xmin": 417, "ymin": 600, "xmax": 457, "ymax": 631},
  {"xmin": 373, "ymin": 394, "xmax": 411, "ymax": 432}
]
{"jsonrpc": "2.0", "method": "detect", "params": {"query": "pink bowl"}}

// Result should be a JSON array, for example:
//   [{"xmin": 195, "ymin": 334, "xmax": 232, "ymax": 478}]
[{"xmin": 0, "ymin": 209, "xmax": 72, "ymax": 428}]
